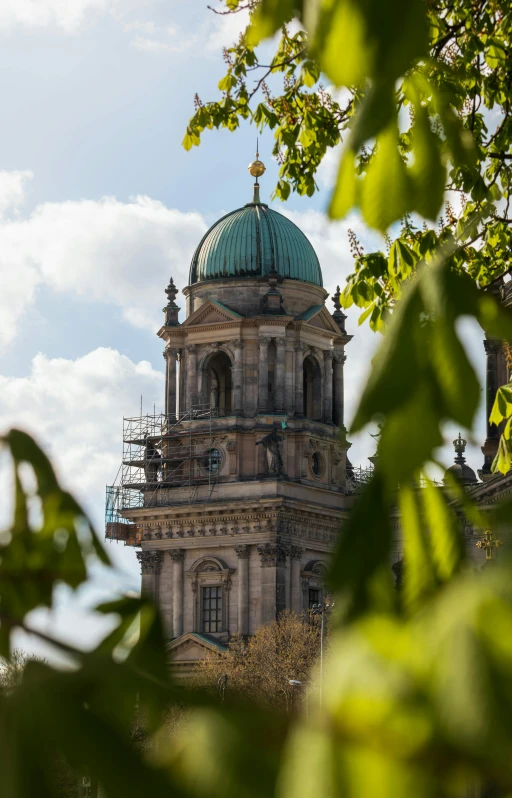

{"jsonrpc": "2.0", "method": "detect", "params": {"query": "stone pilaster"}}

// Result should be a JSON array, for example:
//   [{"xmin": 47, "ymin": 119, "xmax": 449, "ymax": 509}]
[
  {"xmin": 163, "ymin": 347, "xmax": 179, "ymax": 419},
  {"xmin": 275, "ymin": 337, "xmax": 286, "ymax": 412},
  {"xmin": 169, "ymin": 549, "xmax": 185, "ymax": 638},
  {"xmin": 136, "ymin": 550, "xmax": 163, "ymax": 602},
  {"xmin": 258, "ymin": 336, "xmax": 271, "ymax": 412},
  {"xmin": 186, "ymin": 344, "xmax": 197, "ymax": 411},
  {"xmin": 333, "ymin": 352, "xmax": 346, "ymax": 428},
  {"xmin": 323, "ymin": 350, "xmax": 334, "ymax": 424},
  {"xmin": 232, "ymin": 339, "xmax": 244, "ymax": 413},
  {"xmin": 480, "ymin": 337, "xmax": 501, "ymax": 479},
  {"xmin": 294, "ymin": 343, "xmax": 307, "ymax": 417},
  {"xmin": 257, "ymin": 539, "xmax": 291, "ymax": 622},
  {"xmin": 235, "ymin": 544, "xmax": 250, "ymax": 635},
  {"xmin": 289, "ymin": 545, "xmax": 304, "ymax": 614}
]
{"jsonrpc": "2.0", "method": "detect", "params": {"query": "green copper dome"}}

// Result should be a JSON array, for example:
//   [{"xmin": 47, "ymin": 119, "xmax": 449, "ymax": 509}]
[{"xmin": 189, "ymin": 202, "xmax": 323, "ymax": 287}]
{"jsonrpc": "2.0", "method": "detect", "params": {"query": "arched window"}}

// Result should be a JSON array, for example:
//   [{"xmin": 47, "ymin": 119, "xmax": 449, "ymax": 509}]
[
  {"xmin": 303, "ymin": 355, "xmax": 322, "ymax": 420},
  {"xmin": 205, "ymin": 351, "xmax": 232, "ymax": 416}
]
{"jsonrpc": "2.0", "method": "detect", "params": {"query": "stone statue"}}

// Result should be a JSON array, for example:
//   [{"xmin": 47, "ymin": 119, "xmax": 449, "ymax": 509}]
[
  {"xmin": 143, "ymin": 434, "xmax": 162, "ymax": 483},
  {"xmin": 256, "ymin": 428, "xmax": 284, "ymax": 476}
]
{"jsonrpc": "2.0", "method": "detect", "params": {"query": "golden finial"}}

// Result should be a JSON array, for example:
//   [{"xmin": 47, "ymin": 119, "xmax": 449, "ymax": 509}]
[
  {"xmin": 248, "ymin": 139, "xmax": 266, "ymax": 203},
  {"xmin": 476, "ymin": 529, "xmax": 503, "ymax": 562}
]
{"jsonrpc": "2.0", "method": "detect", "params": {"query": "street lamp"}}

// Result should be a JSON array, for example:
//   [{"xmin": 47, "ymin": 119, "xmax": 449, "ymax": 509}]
[
  {"xmin": 288, "ymin": 679, "xmax": 308, "ymax": 716},
  {"xmin": 311, "ymin": 599, "xmax": 333, "ymax": 707}
]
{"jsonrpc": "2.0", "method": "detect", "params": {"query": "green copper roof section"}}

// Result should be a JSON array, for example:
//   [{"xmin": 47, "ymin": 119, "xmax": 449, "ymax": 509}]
[{"xmin": 189, "ymin": 202, "xmax": 323, "ymax": 287}]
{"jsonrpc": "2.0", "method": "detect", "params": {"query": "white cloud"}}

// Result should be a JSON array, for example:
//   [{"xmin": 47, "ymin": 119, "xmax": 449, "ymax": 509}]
[
  {"xmin": 0, "ymin": 169, "xmax": 33, "ymax": 218},
  {"xmin": 130, "ymin": 34, "xmax": 184, "ymax": 54},
  {"xmin": 0, "ymin": 347, "xmax": 164, "ymax": 659},
  {"xmin": 0, "ymin": 346, "xmax": 163, "ymax": 526},
  {"xmin": 0, "ymin": 173, "xmax": 207, "ymax": 350},
  {"xmin": 0, "ymin": 0, "xmax": 140, "ymax": 32}
]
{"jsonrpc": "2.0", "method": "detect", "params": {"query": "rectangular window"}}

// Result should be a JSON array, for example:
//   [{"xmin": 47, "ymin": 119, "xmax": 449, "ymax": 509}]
[
  {"xmin": 202, "ymin": 586, "xmax": 223, "ymax": 633},
  {"xmin": 309, "ymin": 588, "xmax": 320, "ymax": 609}
]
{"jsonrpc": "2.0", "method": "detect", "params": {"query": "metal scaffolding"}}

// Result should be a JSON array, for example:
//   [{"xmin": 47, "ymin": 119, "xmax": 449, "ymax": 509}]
[{"xmin": 105, "ymin": 404, "xmax": 220, "ymax": 543}]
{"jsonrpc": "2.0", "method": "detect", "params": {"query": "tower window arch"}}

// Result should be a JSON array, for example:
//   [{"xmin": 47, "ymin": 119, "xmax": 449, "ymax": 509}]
[
  {"xmin": 203, "ymin": 351, "xmax": 233, "ymax": 416},
  {"xmin": 303, "ymin": 355, "xmax": 322, "ymax": 420}
]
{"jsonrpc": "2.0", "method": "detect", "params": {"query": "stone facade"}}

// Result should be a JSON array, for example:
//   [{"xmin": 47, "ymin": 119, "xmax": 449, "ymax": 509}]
[{"xmin": 118, "ymin": 256, "xmax": 357, "ymax": 665}]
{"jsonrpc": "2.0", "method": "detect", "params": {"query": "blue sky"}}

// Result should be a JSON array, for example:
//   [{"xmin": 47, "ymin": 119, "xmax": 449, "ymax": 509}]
[{"xmin": 0, "ymin": 0, "xmax": 487, "ymax": 658}]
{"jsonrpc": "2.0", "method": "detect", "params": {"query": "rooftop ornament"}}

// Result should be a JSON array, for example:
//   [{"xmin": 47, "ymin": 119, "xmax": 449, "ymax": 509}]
[
  {"xmin": 476, "ymin": 529, "xmax": 502, "ymax": 563},
  {"xmin": 248, "ymin": 139, "xmax": 266, "ymax": 204}
]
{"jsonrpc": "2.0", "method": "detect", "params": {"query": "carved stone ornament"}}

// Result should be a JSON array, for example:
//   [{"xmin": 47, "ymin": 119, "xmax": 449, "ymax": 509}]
[
  {"xmin": 333, "ymin": 352, "xmax": 347, "ymax": 364},
  {"xmin": 199, "ymin": 560, "xmax": 221, "ymax": 572},
  {"xmin": 168, "ymin": 549, "xmax": 185, "ymax": 563},
  {"xmin": 256, "ymin": 428, "xmax": 284, "ymax": 476},
  {"xmin": 290, "ymin": 545, "xmax": 304, "ymax": 560},
  {"xmin": 257, "ymin": 540, "xmax": 291, "ymax": 567},
  {"xmin": 258, "ymin": 336, "xmax": 272, "ymax": 346},
  {"xmin": 234, "ymin": 544, "xmax": 251, "ymax": 559},
  {"xmin": 136, "ymin": 550, "xmax": 163, "ymax": 575},
  {"xmin": 226, "ymin": 440, "xmax": 237, "ymax": 453},
  {"xmin": 163, "ymin": 347, "xmax": 179, "ymax": 361},
  {"xmin": 276, "ymin": 337, "xmax": 286, "ymax": 348},
  {"xmin": 295, "ymin": 341, "xmax": 308, "ymax": 352},
  {"xmin": 324, "ymin": 349, "xmax": 334, "ymax": 361},
  {"xmin": 231, "ymin": 338, "xmax": 244, "ymax": 349},
  {"xmin": 185, "ymin": 344, "xmax": 197, "ymax": 353},
  {"xmin": 483, "ymin": 338, "xmax": 500, "ymax": 355}
]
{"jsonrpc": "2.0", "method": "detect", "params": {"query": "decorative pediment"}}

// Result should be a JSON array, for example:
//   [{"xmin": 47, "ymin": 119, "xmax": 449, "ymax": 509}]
[
  {"xmin": 166, "ymin": 633, "xmax": 227, "ymax": 666},
  {"xmin": 295, "ymin": 304, "xmax": 341, "ymax": 334},
  {"xmin": 182, "ymin": 299, "xmax": 242, "ymax": 328}
]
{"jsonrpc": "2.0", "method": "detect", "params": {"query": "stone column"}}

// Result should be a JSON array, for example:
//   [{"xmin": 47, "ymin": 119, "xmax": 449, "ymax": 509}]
[
  {"xmin": 294, "ymin": 343, "xmax": 306, "ymax": 417},
  {"xmin": 169, "ymin": 549, "xmax": 185, "ymax": 638},
  {"xmin": 185, "ymin": 344, "xmax": 197, "ymax": 411},
  {"xmin": 257, "ymin": 539, "xmax": 290, "ymax": 623},
  {"xmin": 258, "ymin": 336, "xmax": 271, "ymax": 413},
  {"xmin": 289, "ymin": 545, "xmax": 304, "ymax": 614},
  {"xmin": 235, "ymin": 544, "xmax": 250, "ymax": 635},
  {"xmin": 480, "ymin": 337, "xmax": 501, "ymax": 478},
  {"xmin": 333, "ymin": 352, "xmax": 346, "ymax": 428},
  {"xmin": 275, "ymin": 337, "xmax": 286, "ymax": 412},
  {"xmin": 136, "ymin": 550, "xmax": 163, "ymax": 602},
  {"xmin": 163, "ymin": 347, "xmax": 178, "ymax": 420},
  {"xmin": 323, "ymin": 350, "xmax": 334, "ymax": 424},
  {"xmin": 232, "ymin": 339, "xmax": 244, "ymax": 414}
]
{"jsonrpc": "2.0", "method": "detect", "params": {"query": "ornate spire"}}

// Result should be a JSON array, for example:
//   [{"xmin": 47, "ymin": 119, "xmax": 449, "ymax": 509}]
[
  {"xmin": 248, "ymin": 139, "xmax": 266, "ymax": 204},
  {"xmin": 332, "ymin": 285, "xmax": 347, "ymax": 332},
  {"xmin": 163, "ymin": 276, "xmax": 180, "ymax": 326},
  {"xmin": 453, "ymin": 432, "xmax": 467, "ymax": 464}
]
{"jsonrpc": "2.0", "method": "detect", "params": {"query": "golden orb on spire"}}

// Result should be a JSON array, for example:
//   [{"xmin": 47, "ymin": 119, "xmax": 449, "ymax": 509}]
[{"xmin": 248, "ymin": 159, "xmax": 266, "ymax": 178}]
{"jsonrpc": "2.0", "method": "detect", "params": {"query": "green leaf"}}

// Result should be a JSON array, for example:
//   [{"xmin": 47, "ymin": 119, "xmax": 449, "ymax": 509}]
[
  {"xmin": 421, "ymin": 479, "xmax": 463, "ymax": 582},
  {"xmin": 409, "ymin": 107, "xmax": 445, "ymax": 220},
  {"xmin": 490, "ymin": 384, "xmax": 512, "ymax": 426},
  {"xmin": 328, "ymin": 472, "xmax": 395, "ymax": 621},
  {"xmin": 329, "ymin": 149, "xmax": 359, "ymax": 219},
  {"xmin": 360, "ymin": 124, "xmax": 412, "ymax": 231},
  {"xmin": 218, "ymin": 73, "xmax": 238, "ymax": 92}
]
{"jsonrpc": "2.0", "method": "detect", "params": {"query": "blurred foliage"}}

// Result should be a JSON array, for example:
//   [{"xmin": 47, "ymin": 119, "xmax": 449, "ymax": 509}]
[{"xmin": 2, "ymin": 1, "xmax": 512, "ymax": 797}]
